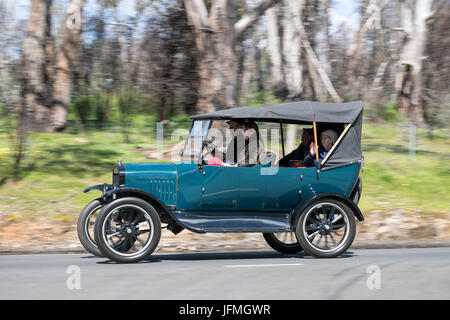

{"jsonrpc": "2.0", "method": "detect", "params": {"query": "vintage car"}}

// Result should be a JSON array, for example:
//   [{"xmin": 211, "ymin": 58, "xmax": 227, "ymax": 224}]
[{"xmin": 77, "ymin": 101, "xmax": 364, "ymax": 263}]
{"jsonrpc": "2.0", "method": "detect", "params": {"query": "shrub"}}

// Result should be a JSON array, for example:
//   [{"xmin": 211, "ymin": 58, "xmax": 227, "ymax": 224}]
[{"xmin": 377, "ymin": 100, "xmax": 402, "ymax": 123}]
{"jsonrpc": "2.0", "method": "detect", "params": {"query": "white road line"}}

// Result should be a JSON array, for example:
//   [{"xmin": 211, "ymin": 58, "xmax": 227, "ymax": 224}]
[{"xmin": 224, "ymin": 263, "xmax": 304, "ymax": 268}]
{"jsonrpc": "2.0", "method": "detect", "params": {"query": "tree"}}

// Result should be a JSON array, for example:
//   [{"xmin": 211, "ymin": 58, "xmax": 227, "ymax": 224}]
[
  {"xmin": 20, "ymin": 0, "xmax": 53, "ymax": 132},
  {"xmin": 282, "ymin": 0, "xmax": 303, "ymax": 100},
  {"xmin": 15, "ymin": 0, "xmax": 52, "ymax": 179},
  {"xmin": 49, "ymin": 0, "xmax": 86, "ymax": 131},
  {"xmin": 266, "ymin": 5, "xmax": 287, "ymax": 99},
  {"xmin": 421, "ymin": 0, "xmax": 450, "ymax": 127},
  {"xmin": 184, "ymin": 0, "xmax": 280, "ymax": 113},
  {"xmin": 266, "ymin": 0, "xmax": 340, "ymax": 102},
  {"xmin": 394, "ymin": 0, "xmax": 443, "ymax": 125}
]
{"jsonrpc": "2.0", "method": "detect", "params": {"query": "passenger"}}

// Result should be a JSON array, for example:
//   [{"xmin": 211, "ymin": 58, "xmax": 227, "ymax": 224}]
[
  {"xmin": 225, "ymin": 119, "xmax": 245, "ymax": 164},
  {"xmin": 208, "ymin": 157, "xmax": 224, "ymax": 166},
  {"xmin": 224, "ymin": 119, "xmax": 266, "ymax": 166},
  {"xmin": 303, "ymin": 129, "xmax": 338, "ymax": 167},
  {"xmin": 242, "ymin": 120, "xmax": 267, "ymax": 166},
  {"xmin": 279, "ymin": 128, "xmax": 314, "ymax": 167}
]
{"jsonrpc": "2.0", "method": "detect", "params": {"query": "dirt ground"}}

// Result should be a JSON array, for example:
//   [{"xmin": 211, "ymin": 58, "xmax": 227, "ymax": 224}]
[{"xmin": 0, "ymin": 209, "xmax": 449, "ymax": 254}]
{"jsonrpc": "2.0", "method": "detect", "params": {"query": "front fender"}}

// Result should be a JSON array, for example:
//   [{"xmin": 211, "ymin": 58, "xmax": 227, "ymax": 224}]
[
  {"xmin": 291, "ymin": 193, "xmax": 364, "ymax": 228},
  {"xmin": 101, "ymin": 187, "xmax": 166, "ymax": 207},
  {"xmin": 83, "ymin": 183, "xmax": 114, "ymax": 194},
  {"xmin": 101, "ymin": 186, "xmax": 186, "ymax": 234}
]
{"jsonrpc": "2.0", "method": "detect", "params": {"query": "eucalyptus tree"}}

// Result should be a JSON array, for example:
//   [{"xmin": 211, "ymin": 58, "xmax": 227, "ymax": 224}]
[
  {"xmin": 49, "ymin": 0, "xmax": 86, "ymax": 132},
  {"xmin": 184, "ymin": 0, "xmax": 280, "ymax": 113}
]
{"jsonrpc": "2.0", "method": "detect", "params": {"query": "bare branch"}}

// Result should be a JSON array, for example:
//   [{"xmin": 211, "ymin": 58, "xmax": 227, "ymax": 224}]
[
  {"xmin": 290, "ymin": 3, "xmax": 341, "ymax": 102},
  {"xmin": 184, "ymin": 0, "xmax": 209, "ymax": 31},
  {"xmin": 104, "ymin": 21, "xmax": 138, "ymax": 30},
  {"xmin": 234, "ymin": 0, "xmax": 281, "ymax": 38},
  {"xmin": 348, "ymin": 0, "xmax": 389, "ymax": 57},
  {"xmin": 372, "ymin": 61, "xmax": 388, "ymax": 88}
]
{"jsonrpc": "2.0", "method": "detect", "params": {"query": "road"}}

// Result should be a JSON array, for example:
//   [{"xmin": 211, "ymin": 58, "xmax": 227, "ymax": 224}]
[{"xmin": 0, "ymin": 247, "xmax": 449, "ymax": 300}]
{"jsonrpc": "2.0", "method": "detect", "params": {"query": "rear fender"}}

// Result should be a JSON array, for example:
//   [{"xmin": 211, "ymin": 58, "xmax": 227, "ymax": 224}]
[
  {"xmin": 350, "ymin": 177, "xmax": 362, "ymax": 205},
  {"xmin": 291, "ymin": 193, "xmax": 364, "ymax": 228}
]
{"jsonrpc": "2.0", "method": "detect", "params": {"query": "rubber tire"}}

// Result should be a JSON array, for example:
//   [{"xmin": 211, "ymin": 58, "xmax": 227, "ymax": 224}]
[
  {"xmin": 77, "ymin": 199, "xmax": 104, "ymax": 257},
  {"xmin": 94, "ymin": 197, "xmax": 161, "ymax": 263},
  {"xmin": 262, "ymin": 233, "xmax": 303, "ymax": 253},
  {"xmin": 295, "ymin": 199, "xmax": 356, "ymax": 258}
]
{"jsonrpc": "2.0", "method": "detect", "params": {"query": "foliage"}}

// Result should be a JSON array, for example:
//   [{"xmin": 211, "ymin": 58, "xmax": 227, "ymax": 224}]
[
  {"xmin": 359, "ymin": 124, "xmax": 450, "ymax": 214},
  {"xmin": 376, "ymin": 100, "xmax": 403, "ymax": 123}
]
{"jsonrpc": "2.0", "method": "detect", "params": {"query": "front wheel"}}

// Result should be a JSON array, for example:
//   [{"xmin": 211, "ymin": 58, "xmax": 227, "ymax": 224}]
[
  {"xmin": 263, "ymin": 232, "xmax": 303, "ymax": 253},
  {"xmin": 94, "ymin": 197, "xmax": 161, "ymax": 263},
  {"xmin": 295, "ymin": 199, "xmax": 356, "ymax": 258}
]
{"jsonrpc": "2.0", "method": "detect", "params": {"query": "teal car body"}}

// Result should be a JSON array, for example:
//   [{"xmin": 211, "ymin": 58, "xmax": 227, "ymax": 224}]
[
  {"xmin": 96, "ymin": 149, "xmax": 362, "ymax": 234},
  {"xmin": 81, "ymin": 101, "xmax": 366, "ymax": 262},
  {"xmin": 86, "ymin": 101, "xmax": 364, "ymax": 235}
]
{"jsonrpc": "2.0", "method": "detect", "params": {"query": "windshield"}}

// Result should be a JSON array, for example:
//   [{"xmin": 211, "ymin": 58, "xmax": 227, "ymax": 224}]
[{"xmin": 182, "ymin": 120, "xmax": 211, "ymax": 162}]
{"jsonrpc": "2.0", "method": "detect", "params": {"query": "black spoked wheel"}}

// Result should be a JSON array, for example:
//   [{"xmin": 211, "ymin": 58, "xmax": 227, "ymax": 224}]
[
  {"xmin": 94, "ymin": 197, "xmax": 161, "ymax": 263},
  {"xmin": 296, "ymin": 199, "xmax": 356, "ymax": 258},
  {"xmin": 263, "ymin": 232, "xmax": 303, "ymax": 253},
  {"xmin": 77, "ymin": 199, "xmax": 104, "ymax": 257}
]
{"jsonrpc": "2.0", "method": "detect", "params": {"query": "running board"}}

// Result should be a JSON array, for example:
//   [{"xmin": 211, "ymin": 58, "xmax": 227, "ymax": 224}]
[{"xmin": 170, "ymin": 210, "xmax": 293, "ymax": 233}]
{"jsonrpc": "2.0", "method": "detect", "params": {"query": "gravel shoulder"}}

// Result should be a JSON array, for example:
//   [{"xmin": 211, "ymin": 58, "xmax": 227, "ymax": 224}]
[{"xmin": 0, "ymin": 209, "xmax": 449, "ymax": 255}]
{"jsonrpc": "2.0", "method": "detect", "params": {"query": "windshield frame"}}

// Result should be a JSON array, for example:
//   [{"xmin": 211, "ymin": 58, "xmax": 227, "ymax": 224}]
[{"xmin": 181, "ymin": 120, "xmax": 212, "ymax": 163}]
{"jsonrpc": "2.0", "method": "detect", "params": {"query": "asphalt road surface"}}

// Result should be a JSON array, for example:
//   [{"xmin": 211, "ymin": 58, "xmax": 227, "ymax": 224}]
[{"xmin": 1, "ymin": 247, "xmax": 449, "ymax": 300}]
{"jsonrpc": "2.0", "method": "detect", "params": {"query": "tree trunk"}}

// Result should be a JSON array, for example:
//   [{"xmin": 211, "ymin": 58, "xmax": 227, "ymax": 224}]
[
  {"xmin": 395, "ymin": 0, "xmax": 433, "ymax": 125},
  {"xmin": 49, "ymin": 0, "xmax": 86, "ymax": 132},
  {"xmin": 305, "ymin": 53, "xmax": 327, "ymax": 102},
  {"xmin": 184, "ymin": 0, "xmax": 280, "ymax": 113},
  {"xmin": 21, "ymin": 0, "xmax": 52, "ymax": 132},
  {"xmin": 239, "ymin": 33, "xmax": 257, "ymax": 105},
  {"xmin": 282, "ymin": 0, "xmax": 304, "ymax": 100},
  {"xmin": 294, "ymin": 9, "xmax": 341, "ymax": 102},
  {"xmin": 266, "ymin": 6, "xmax": 287, "ymax": 99},
  {"xmin": 345, "ymin": 0, "xmax": 389, "ymax": 100}
]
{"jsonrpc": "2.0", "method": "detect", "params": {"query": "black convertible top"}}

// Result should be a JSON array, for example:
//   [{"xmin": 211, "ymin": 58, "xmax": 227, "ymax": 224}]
[
  {"xmin": 191, "ymin": 101, "xmax": 364, "ymax": 169},
  {"xmin": 191, "ymin": 101, "xmax": 363, "ymax": 125}
]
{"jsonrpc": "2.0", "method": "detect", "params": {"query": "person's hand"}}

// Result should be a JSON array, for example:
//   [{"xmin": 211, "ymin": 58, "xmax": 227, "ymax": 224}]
[
  {"xmin": 310, "ymin": 142, "xmax": 316, "ymax": 156},
  {"xmin": 222, "ymin": 163, "xmax": 237, "ymax": 167}
]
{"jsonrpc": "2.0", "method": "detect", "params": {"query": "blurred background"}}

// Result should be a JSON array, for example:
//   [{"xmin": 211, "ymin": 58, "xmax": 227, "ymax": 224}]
[{"xmin": 0, "ymin": 0, "xmax": 448, "ymax": 253}]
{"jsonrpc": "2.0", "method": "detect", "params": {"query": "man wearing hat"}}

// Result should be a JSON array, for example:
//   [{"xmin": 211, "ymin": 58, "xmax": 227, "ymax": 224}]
[
  {"xmin": 303, "ymin": 129, "xmax": 338, "ymax": 167},
  {"xmin": 279, "ymin": 128, "xmax": 314, "ymax": 167}
]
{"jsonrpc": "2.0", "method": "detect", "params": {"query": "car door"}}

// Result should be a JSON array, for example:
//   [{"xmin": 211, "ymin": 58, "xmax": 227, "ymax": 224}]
[
  {"xmin": 236, "ymin": 166, "xmax": 266, "ymax": 212},
  {"xmin": 264, "ymin": 167, "xmax": 316, "ymax": 212},
  {"xmin": 201, "ymin": 165, "xmax": 239, "ymax": 211}
]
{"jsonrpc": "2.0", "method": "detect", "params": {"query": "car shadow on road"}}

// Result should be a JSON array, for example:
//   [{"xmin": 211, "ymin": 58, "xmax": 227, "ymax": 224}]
[
  {"xmin": 90, "ymin": 250, "xmax": 356, "ymax": 264},
  {"xmin": 142, "ymin": 250, "xmax": 357, "ymax": 262},
  {"xmin": 95, "ymin": 258, "xmax": 163, "ymax": 265}
]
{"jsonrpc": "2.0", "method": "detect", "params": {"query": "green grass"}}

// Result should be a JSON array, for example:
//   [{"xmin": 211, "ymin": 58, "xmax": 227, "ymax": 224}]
[
  {"xmin": 359, "ymin": 124, "xmax": 449, "ymax": 215},
  {"xmin": 0, "ymin": 130, "xmax": 160, "ymax": 220},
  {"xmin": 0, "ymin": 122, "xmax": 449, "ymax": 222}
]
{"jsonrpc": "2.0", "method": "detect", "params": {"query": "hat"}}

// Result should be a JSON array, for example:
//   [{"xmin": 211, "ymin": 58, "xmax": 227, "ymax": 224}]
[
  {"xmin": 227, "ymin": 119, "xmax": 244, "ymax": 124},
  {"xmin": 303, "ymin": 128, "xmax": 313, "ymax": 135},
  {"xmin": 321, "ymin": 129, "xmax": 338, "ymax": 144}
]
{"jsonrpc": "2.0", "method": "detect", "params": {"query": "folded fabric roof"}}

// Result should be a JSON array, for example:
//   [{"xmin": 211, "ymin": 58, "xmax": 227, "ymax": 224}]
[{"xmin": 191, "ymin": 101, "xmax": 363, "ymax": 124}]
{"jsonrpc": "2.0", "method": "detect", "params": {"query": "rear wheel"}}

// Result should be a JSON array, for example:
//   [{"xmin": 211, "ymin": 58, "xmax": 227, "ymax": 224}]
[
  {"xmin": 296, "ymin": 199, "xmax": 356, "ymax": 258},
  {"xmin": 77, "ymin": 199, "xmax": 104, "ymax": 257},
  {"xmin": 94, "ymin": 197, "xmax": 161, "ymax": 263},
  {"xmin": 263, "ymin": 232, "xmax": 303, "ymax": 254}
]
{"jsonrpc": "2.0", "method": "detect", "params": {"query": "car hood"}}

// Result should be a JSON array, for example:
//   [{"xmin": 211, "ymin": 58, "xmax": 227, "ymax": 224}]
[{"xmin": 123, "ymin": 162, "xmax": 177, "ymax": 205}]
